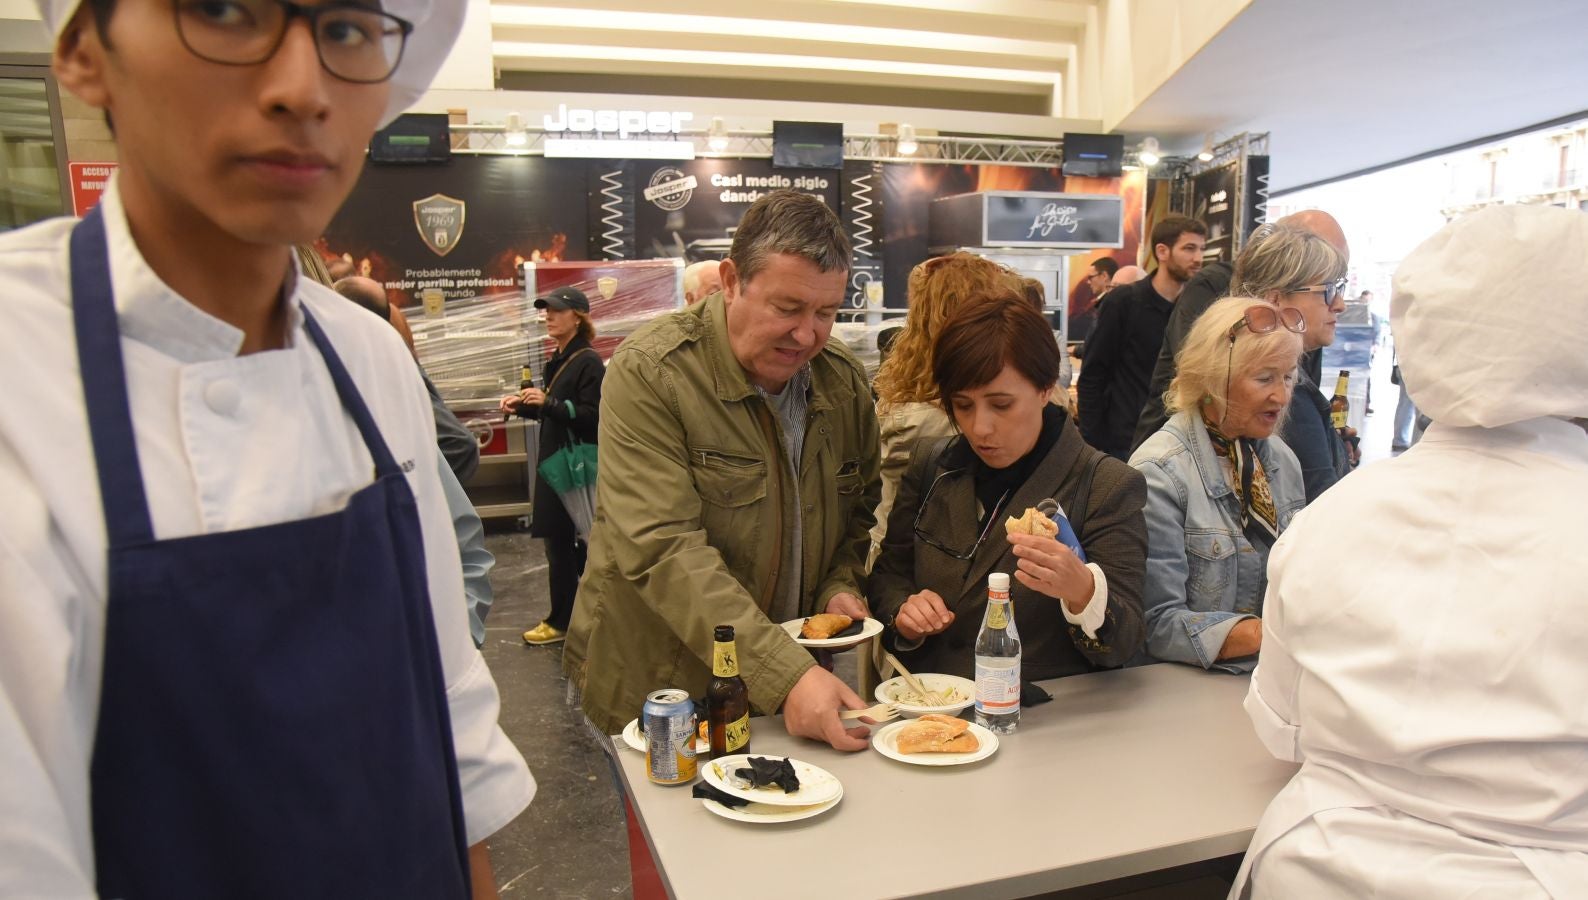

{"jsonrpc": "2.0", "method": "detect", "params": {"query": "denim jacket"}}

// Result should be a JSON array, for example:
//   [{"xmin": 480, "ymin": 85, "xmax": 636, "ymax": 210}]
[{"xmin": 1128, "ymin": 410, "xmax": 1306, "ymax": 673}]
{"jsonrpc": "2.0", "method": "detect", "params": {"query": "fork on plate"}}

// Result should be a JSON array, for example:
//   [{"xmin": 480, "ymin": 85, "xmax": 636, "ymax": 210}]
[{"xmin": 839, "ymin": 702, "xmax": 899, "ymax": 723}]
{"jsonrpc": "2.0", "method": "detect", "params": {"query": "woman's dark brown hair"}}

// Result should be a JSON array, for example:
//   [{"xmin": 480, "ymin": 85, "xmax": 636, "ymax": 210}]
[{"xmin": 932, "ymin": 291, "xmax": 1062, "ymax": 415}]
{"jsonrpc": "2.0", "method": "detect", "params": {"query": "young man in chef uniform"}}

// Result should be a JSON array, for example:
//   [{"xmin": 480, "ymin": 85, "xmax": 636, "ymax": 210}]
[{"xmin": 0, "ymin": 1, "xmax": 534, "ymax": 897}]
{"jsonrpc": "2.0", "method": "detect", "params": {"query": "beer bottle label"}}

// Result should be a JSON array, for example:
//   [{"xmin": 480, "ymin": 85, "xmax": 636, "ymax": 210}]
[
  {"xmin": 1331, "ymin": 408, "xmax": 1347, "ymax": 429},
  {"xmin": 713, "ymin": 641, "xmax": 739, "ymax": 677},
  {"xmin": 987, "ymin": 602, "xmax": 1009, "ymax": 629},
  {"xmin": 724, "ymin": 713, "xmax": 750, "ymax": 753}
]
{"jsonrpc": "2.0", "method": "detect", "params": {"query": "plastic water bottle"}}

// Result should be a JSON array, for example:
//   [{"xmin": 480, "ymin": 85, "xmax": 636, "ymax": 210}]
[{"xmin": 974, "ymin": 572, "xmax": 1021, "ymax": 734}]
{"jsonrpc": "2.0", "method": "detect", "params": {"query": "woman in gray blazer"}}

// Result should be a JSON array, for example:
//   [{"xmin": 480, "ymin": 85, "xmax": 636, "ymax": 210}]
[{"xmin": 870, "ymin": 292, "xmax": 1147, "ymax": 682}]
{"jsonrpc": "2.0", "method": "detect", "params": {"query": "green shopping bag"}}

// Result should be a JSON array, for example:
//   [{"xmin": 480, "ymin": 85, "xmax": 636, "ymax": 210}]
[{"xmin": 537, "ymin": 439, "xmax": 598, "ymax": 541}]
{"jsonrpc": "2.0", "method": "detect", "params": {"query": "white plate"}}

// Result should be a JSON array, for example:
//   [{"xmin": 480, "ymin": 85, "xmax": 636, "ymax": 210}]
[
  {"xmin": 871, "ymin": 719, "xmax": 999, "ymax": 767},
  {"xmin": 700, "ymin": 755, "xmax": 842, "ymax": 807},
  {"xmin": 701, "ymin": 783, "xmax": 843, "ymax": 824},
  {"xmin": 621, "ymin": 718, "xmax": 647, "ymax": 753},
  {"xmin": 779, "ymin": 616, "xmax": 883, "ymax": 649},
  {"xmin": 874, "ymin": 674, "xmax": 976, "ymax": 718}
]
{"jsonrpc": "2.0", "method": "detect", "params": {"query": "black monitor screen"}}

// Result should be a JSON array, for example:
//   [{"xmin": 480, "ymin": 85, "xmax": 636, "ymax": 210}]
[
  {"xmin": 370, "ymin": 113, "xmax": 452, "ymax": 164},
  {"xmin": 773, "ymin": 121, "xmax": 843, "ymax": 169},
  {"xmin": 1061, "ymin": 132, "xmax": 1124, "ymax": 178}
]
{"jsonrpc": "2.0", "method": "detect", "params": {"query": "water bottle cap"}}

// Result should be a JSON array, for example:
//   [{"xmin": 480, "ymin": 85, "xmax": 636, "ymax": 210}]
[{"xmin": 988, "ymin": 573, "xmax": 1010, "ymax": 591}]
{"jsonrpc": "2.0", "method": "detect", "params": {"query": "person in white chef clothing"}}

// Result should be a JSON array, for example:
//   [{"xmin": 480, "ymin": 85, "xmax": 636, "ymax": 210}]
[
  {"xmin": 0, "ymin": 1, "xmax": 533, "ymax": 898},
  {"xmin": 1234, "ymin": 204, "xmax": 1588, "ymax": 898}
]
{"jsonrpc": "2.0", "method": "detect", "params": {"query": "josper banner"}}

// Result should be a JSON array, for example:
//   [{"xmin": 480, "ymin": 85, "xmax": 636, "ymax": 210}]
[
  {"xmin": 881, "ymin": 163, "xmax": 1144, "ymax": 342},
  {"xmin": 319, "ymin": 156, "xmax": 589, "ymax": 307},
  {"xmin": 631, "ymin": 158, "xmax": 840, "ymax": 260},
  {"xmin": 841, "ymin": 160, "xmax": 884, "ymax": 310},
  {"xmin": 1190, "ymin": 161, "xmax": 1240, "ymax": 264}
]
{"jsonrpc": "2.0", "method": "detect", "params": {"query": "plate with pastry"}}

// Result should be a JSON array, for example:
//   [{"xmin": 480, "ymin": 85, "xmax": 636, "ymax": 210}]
[
  {"xmin": 700, "ymin": 785, "xmax": 843, "ymax": 824},
  {"xmin": 701, "ymin": 755, "xmax": 843, "ymax": 807},
  {"xmin": 874, "ymin": 674, "xmax": 976, "ymax": 718},
  {"xmin": 871, "ymin": 714, "xmax": 999, "ymax": 766},
  {"xmin": 779, "ymin": 613, "xmax": 882, "ymax": 649}
]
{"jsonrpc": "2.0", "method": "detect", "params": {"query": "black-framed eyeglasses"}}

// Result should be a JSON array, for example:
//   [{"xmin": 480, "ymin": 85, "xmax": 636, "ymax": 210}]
[
  {"xmin": 1293, "ymin": 277, "xmax": 1349, "ymax": 305},
  {"xmin": 175, "ymin": 0, "xmax": 413, "ymax": 84},
  {"xmin": 913, "ymin": 469, "xmax": 1010, "ymax": 561}
]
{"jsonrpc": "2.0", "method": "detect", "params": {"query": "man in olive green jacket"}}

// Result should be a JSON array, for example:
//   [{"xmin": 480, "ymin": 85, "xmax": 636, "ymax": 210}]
[{"xmin": 565, "ymin": 191, "xmax": 882, "ymax": 751}]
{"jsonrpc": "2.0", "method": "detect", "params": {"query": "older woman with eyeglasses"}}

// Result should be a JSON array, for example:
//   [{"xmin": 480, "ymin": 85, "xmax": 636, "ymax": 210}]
[
  {"xmin": 1128, "ymin": 297, "xmax": 1308, "ymax": 673},
  {"xmin": 869, "ymin": 292, "xmax": 1146, "ymax": 681},
  {"xmin": 1233, "ymin": 223, "xmax": 1354, "ymax": 502}
]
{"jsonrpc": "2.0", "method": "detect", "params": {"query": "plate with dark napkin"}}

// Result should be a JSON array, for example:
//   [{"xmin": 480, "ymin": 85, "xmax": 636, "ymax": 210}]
[
  {"xmin": 779, "ymin": 616, "xmax": 883, "ymax": 650},
  {"xmin": 701, "ymin": 755, "xmax": 841, "ymax": 807},
  {"xmin": 694, "ymin": 779, "xmax": 843, "ymax": 824}
]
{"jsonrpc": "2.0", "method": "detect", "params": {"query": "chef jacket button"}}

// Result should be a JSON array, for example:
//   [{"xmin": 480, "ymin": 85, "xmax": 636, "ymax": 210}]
[{"xmin": 204, "ymin": 379, "xmax": 240, "ymax": 416}]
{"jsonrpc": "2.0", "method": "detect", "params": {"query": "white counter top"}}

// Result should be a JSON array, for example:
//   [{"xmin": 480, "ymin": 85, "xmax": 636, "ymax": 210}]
[{"xmin": 613, "ymin": 662, "xmax": 1298, "ymax": 899}]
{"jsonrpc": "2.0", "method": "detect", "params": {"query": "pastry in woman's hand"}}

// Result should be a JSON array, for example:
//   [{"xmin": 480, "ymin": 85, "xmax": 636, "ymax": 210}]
[{"xmin": 1005, "ymin": 506, "xmax": 1059, "ymax": 539}]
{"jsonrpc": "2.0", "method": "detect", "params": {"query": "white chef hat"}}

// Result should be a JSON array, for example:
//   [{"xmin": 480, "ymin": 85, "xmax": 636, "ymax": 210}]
[
  {"xmin": 1391, "ymin": 204, "xmax": 1588, "ymax": 427},
  {"xmin": 33, "ymin": 0, "xmax": 463, "ymax": 128}
]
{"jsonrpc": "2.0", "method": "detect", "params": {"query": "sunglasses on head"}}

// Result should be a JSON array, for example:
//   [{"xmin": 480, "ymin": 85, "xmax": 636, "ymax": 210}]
[{"xmin": 1229, "ymin": 305, "xmax": 1306, "ymax": 343}]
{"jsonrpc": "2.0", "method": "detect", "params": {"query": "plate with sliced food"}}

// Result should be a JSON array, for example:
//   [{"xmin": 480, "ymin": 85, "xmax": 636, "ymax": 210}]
[
  {"xmin": 701, "ymin": 784, "xmax": 843, "ymax": 824},
  {"xmin": 871, "ymin": 715, "xmax": 999, "ymax": 766},
  {"xmin": 780, "ymin": 614, "xmax": 882, "ymax": 649},
  {"xmin": 874, "ymin": 674, "xmax": 975, "ymax": 718},
  {"xmin": 701, "ymin": 755, "xmax": 843, "ymax": 807}
]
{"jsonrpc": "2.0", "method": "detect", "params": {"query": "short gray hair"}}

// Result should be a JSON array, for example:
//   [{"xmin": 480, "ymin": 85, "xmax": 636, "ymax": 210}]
[
  {"xmin": 728, "ymin": 190, "xmax": 850, "ymax": 284},
  {"xmin": 1233, "ymin": 223, "xmax": 1347, "ymax": 297}
]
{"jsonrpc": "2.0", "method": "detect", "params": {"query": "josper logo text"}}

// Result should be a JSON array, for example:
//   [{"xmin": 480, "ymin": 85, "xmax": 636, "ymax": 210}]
[{"xmin": 543, "ymin": 104, "xmax": 693, "ymax": 140}]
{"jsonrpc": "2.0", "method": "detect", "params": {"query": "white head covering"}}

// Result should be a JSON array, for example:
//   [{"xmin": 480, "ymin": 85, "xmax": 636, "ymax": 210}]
[
  {"xmin": 1391, "ymin": 204, "xmax": 1588, "ymax": 427},
  {"xmin": 34, "ymin": 0, "xmax": 462, "ymax": 127}
]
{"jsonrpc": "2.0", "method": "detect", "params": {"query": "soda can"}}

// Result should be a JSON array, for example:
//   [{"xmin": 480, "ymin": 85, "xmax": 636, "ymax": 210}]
[{"xmin": 643, "ymin": 689, "xmax": 698, "ymax": 786}]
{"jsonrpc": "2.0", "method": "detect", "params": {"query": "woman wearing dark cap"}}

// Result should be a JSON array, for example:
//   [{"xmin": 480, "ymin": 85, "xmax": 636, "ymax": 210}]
[
  {"xmin": 870, "ymin": 290, "xmax": 1146, "ymax": 681},
  {"xmin": 500, "ymin": 287, "xmax": 606, "ymax": 645}
]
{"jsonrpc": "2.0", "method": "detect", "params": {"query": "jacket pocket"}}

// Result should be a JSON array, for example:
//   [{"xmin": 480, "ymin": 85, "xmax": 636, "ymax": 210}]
[
  {"xmin": 1184, "ymin": 530, "xmax": 1237, "ymax": 605},
  {"xmin": 691, "ymin": 450, "xmax": 767, "ymax": 508},
  {"xmin": 834, "ymin": 458, "xmax": 864, "ymax": 497},
  {"xmin": 689, "ymin": 449, "xmax": 767, "ymax": 587}
]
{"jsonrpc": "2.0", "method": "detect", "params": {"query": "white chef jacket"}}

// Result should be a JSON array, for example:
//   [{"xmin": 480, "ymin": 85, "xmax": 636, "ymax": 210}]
[
  {"xmin": 1234, "ymin": 419, "xmax": 1588, "ymax": 899},
  {"xmin": 0, "ymin": 185, "xmax": 534, "ymax": 896}
]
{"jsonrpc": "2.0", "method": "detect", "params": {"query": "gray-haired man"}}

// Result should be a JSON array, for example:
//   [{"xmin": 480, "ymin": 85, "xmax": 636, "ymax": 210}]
[{"xmin": 565, "ymin": 190, "xmax": 881, "ymax": 751}]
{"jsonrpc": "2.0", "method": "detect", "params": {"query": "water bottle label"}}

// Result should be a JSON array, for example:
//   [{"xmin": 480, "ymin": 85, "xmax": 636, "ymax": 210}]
[
  {"xmin": 986, "ymin": 603, "xmax": 1008, "ymax": 629},
  {"xmin": 974, "ymin": 662, "xmax": 1021, "ymax": 713}
]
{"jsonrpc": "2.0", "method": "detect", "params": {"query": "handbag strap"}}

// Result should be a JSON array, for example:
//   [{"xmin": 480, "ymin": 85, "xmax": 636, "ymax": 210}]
[{"xmin": 541, "ymin": 347, "xmax": 597, "ymax": 399}]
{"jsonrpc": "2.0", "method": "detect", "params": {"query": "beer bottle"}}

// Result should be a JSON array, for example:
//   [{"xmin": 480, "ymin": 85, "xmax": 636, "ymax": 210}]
[
  {"xmin": 1330, "ymin": 371, "xmax": 1351, "ymax": 429},
  {"xmin": 504, "ymin": 365, "xmax": 533, "ymax": 424},
  {"xmin": 707, "ymin": 625, "xmax": 750, "ymax": 758}
]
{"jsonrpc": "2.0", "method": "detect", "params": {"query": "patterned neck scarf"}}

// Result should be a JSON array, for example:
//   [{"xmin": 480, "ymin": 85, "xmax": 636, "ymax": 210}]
[{"xmin": 1202, "ymin": 415, "xmax": 1279, "ymax": 548}]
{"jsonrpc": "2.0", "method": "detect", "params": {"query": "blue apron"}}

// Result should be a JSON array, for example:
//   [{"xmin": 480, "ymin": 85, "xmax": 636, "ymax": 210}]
[{"xmin": 71, "ymin": 209, "xmax": 471, "ymax": 899}]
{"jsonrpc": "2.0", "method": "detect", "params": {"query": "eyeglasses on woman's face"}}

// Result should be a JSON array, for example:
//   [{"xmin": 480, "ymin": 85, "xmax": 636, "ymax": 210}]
[{"xmin": 1291, "ymin": 277, "xmax": 1350, "ymax": 306}]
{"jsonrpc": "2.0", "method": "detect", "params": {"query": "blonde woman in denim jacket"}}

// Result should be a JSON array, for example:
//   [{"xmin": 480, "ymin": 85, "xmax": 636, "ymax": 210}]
[{"xmin": 1128, "ymin": 297, "xmax": 1307, "ymax": 673}]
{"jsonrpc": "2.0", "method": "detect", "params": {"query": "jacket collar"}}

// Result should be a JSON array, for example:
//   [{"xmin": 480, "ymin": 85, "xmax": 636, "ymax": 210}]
[{"xmin": 1168, "ymin": 409, "xmax": 1282, "ymax": 502}]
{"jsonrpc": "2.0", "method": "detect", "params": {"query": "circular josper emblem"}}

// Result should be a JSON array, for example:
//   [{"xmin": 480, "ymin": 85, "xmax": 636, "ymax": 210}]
[{"xmin": 646, "ymin": 166, "xmax": 694, "ymax": 212}]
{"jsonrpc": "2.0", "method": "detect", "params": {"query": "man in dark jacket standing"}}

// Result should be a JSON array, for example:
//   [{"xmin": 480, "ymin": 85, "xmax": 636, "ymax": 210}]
[{"xmin": 1077, "ymin": 216, "xmax": 1207, "ymax": 459}]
